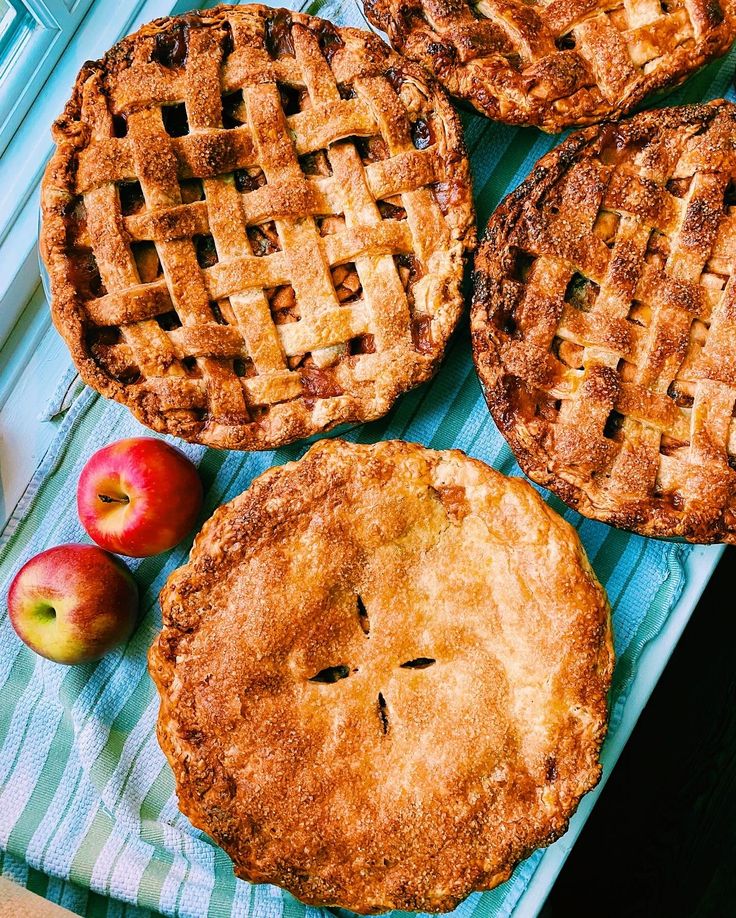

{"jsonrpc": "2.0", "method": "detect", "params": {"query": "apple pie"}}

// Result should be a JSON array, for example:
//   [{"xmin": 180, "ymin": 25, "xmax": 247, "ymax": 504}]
[
  {"xmin": 40, "ymin": 5, "xmax": 474, "ymax": 450},
  {"xmin": 149, "ymin": 438, "xmax": 613, "ymax": 913},
  {"xmin": 472, "ymin": 100, "xmax": 736, "ymax": 543},
  {"xmin": 364, "ymin": 0, "xmax": 736, "ymax": 131}
]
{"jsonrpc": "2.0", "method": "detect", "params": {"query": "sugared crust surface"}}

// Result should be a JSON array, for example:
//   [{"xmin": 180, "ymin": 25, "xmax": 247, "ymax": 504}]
[
  {"xmin": 40, "ymin": 4, "xmax": 475, "ymax": 451},
  {"xmin": 471, "ymin": 101, "xmax": 736, "ymax": 544},
  {"xmin": 364, "ymin": 0, "xmax": 736, "ymax": 131},
  {"xmin": 150, "ymin": 438, "xmax": 613, "ymax": 913}
]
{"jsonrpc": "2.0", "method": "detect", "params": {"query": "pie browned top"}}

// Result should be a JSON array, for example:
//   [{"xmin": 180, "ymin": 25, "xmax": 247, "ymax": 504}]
[
  {"xmin": 40, "ymin": 5, "xmax": 474, "ymax": 451},
  {"xmin": 149, "ymin": 438, "xmax": 613, "ymax": 913},
  {"xmin": 364, "ymin": 0, "xmax": 736, "ymax": 131},
  {"xmin": 472, "ymin": 101, "xmax": 736, "ymax": 543}
]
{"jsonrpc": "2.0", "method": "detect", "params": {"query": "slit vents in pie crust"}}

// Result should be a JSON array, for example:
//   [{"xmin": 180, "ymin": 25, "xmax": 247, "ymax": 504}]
[{"xmin": 150, "ymin": 438, "xmax": 613, "ymax": 913}]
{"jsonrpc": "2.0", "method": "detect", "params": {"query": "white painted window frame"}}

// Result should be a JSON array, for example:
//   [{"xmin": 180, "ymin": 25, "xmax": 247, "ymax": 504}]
[{"xmin": 0, "ymin": 0, "xmax": 205, "ymax": 359}]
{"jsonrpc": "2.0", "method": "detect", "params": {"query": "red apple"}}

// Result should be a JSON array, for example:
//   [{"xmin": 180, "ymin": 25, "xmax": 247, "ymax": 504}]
[
  {"xmin": 7, "ymin": 544, "xmax": 139, "ymax": 664},
  {"xmin": 77, "ymin": 437, "xmax": 203, "ymax": 557}
]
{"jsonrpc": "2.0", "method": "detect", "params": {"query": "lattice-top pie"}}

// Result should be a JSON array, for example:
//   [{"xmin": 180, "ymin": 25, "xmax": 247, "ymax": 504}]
[
  {"xmin": 472, "ymin": 101, "xmax": 736, "ymax": 543},
  {"xmin": 40, "ymin": 6, "xmax": 474, "ymax": 450},
  {"xmin": 149, "ymin": 438, "xmax": 613, "ymax": 913},
  {"xmin": 364, "ymin": 0, "xmax": 736, "ymax": 131}
]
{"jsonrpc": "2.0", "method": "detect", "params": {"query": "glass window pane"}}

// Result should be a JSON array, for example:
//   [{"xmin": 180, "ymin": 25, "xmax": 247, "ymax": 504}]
[
  {"xmin": 0, "ymin": 1, "xmax": 33, "ymax": 64},
  {"xmin": 0, "ymin": 1, "xmax": 18, "ymax": 48}
]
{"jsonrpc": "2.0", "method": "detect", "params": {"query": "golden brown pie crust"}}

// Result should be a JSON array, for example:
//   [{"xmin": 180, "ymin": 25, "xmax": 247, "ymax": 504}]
[
  {"xmin": 149, "ymin": 438, "xmax": 613, "ymax": 913},
  {"xmin": 472, "ymin": 100, "xmax": 736, "ymax": 543},
  {"xmin": 364, "ymin": 0, "xmax": 736, "ymax": 131},
  {"xmin": 40, "ymin": 5, "xmax": 475, "ymax": 450}
]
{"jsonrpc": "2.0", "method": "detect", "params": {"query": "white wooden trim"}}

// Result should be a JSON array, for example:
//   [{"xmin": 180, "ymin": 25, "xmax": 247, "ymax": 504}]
[
  {"xmin": 0, "ymin": 0, "xmax": 95, "ymax": 154},
  {"xmin": 0, "ymin": 0, "xmax": 198, "ymax": 350}
]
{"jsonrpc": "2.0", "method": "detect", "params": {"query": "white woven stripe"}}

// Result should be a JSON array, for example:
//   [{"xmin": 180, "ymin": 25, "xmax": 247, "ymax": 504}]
[
  {"xmin": 102, "ymin": 698, "xmax": 166, "ymax": 833},
  {"xmin": 93, "ymin": 825, "xmax": 156, "ymax": 907},
  {"xmin": 158, "ymin": 851, "xmax": 194, "ymax": 915},
  {"xmin": 231, "ymin": 879, "xmax": 254, "ymax": 915},
  {"xmin": 251, "ymin": 884, "xmax": 286, "ymax": 918},
  {"xmin": 0, "ymin": 664, "xmax": 64, "ymax": 845},
  {"xmin": 33, "ymin": 762, "xmax": 99, "ymax": 877},
  {"xmin": 0, "ymin": 620, "xmax": 24, "ymax": 692}
]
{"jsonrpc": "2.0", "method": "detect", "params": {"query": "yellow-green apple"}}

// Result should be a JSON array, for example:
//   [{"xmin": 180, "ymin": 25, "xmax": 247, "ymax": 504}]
[
  {"xmin": 77, "ymin": 437, "xmax": 203, "ymax": 556},
  {"xmin": 7, "ymin": 544, "xmax": 139, "ymax": 664}
]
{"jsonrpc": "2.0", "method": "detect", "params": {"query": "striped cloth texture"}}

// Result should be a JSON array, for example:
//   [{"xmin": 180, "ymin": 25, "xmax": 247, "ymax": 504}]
[{"xmin": 2, "ymin": 1, "xmax": 735, "ymax": 914}]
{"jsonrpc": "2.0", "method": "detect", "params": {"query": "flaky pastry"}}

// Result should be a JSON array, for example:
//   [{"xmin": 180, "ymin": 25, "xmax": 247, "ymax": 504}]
[
  {"xmin": 150, "ymin": 438, "xmax": 613, "ymax": 912},
  {"xmin": 364, "ymin": 0, "xmax": 736, "ymax": 131},
  {"xmin": 472, "ymin": 101, "xmax": 736, "ymax": 542},
  {"xmin": 41, "ymin": 5, "xmax": 475, "ymax": 449}
]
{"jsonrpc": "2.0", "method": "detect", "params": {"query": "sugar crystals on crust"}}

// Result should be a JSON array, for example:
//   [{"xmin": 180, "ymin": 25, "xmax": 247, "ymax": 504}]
[
  {"xmin": 41, "ymin": 5, "xmax": 475, "ymax": 449},
  {"xmin": 150, "ymin": 438, "xmax": 613, "ymax": 913}
]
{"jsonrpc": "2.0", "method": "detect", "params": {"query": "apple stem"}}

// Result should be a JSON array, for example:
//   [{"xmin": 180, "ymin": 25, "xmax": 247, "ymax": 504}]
[{"xmin": 98, "ymin": 493, "xmax": 130, "ymax": 504}]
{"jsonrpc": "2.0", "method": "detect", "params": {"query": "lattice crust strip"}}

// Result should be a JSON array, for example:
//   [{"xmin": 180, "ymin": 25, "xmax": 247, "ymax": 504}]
[
  {"xmin": 364, "ymin": 0, "xmax": 736, "ymax": 130},
  {"xmin": 41, "ymin": 5, "xmax": 475, "ymax": 450},
  {"xmin": 472, "ymin": 101, "xmax": 736, "ymax": 543}
]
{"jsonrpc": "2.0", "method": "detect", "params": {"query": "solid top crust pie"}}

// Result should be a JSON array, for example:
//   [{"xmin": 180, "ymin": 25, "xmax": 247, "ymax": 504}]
[
  {"xmin": 40, "ymin": 5, "xmax": 474, "ymax": 451},
  {"xmin": 364, "ymin": 0, "xmax": 736, "ymax": 131},
  {"xmin": 150, "ymin": 438, "xmax": 613, "ymax": 913},
  {"xmin": 472, "ymin": 101, "xmax": 736, "ymax": 543}
]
